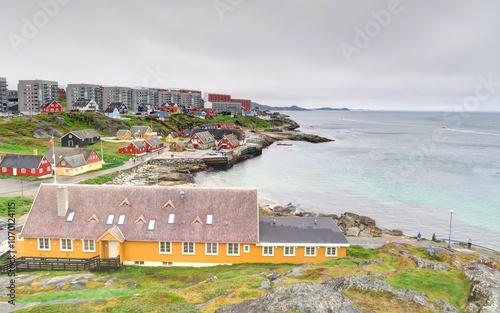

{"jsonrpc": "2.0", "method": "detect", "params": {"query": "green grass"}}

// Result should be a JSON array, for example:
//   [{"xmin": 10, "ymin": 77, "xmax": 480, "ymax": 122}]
[
  {"xmin": 385, "ymin": 269, "xmax": 472, "ymax": 307},
  {"xmin": 347, "ymin": 245, "xmax": 380, "ymax": 259},
  {"xmin": 17, "ymin": 289, "xmax": 136, "ymax": 303},
  {"xmin": 78, "ymin": 172, "xmax": 118, "ymax": 185},
  {"xmin": 0, "ymin": 196, "xmax": 34, "ymax": 216}
]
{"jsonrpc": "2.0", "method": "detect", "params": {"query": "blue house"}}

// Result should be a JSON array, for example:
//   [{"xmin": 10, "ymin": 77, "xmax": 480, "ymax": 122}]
[{"xmin": 152, "ymin": 111, "xmax": 168, "ymax": 119}]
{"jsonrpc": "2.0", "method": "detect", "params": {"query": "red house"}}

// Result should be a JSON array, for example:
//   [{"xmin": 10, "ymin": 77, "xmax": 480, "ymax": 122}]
[
  {"xmin": 0, "ymin": 154, "xmax": 52, "ymax": 177},
  {"xmin": 217, "ymin": 134, "xmax": 240, "ymax": 150},
  {"xmin": 118, "ymin": 141, "xmax": 147, "ymax": 156},
  {"xmin": 40, "ymin": 100, "xmax": 63, "ymax": 114},
  {"xmin": 142, "ymin": 138, "xmax": 165, "ymax": 152}
]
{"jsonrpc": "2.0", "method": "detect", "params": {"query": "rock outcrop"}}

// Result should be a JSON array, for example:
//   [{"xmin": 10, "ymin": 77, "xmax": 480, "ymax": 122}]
[
  {"xmin": 464, "ymin": 262, "xmax": 500, "ymax": 313},
  {"xmin": 217, "ymin": 275, "xmax": 458, "ymax": 313}
]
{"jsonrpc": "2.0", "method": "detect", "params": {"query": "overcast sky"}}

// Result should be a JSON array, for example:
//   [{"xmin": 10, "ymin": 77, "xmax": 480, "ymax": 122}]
[{"xmin": 2, "ymin": 0, "xmax": 500, "ymax": 111}]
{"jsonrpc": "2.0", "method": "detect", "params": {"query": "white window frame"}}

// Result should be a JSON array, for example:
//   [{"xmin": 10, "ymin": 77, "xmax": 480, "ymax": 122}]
[
  {"xmin": 60, "ymin": 239, "xmax": 73, "ymax": 251},
  {"xmin": 167, "ymin": 213, "xmax": 175, "ymax": 224},
  {"xmin": 206, "ymin": 214, "xmax": 213, "ymax": 225},
  {"xmin": 305, "ymin": 246, "xmax": 316, "ymax": 257},
  {"xmin": 159, "ymin": 241, "xmax": 172, "ymax": 254},
  {"xmin": 147, "ymin": 219, "xmax": 156, "ymax": 231},
  {"xmin": 205, "ymin": 243, "xmax": 218, "ymax": 255},
  {"xmin": 117, "ymin": 214, "xmax": 126, "ymax": 225},
  {"xmin": 38, "ymin": 238, "xmax": 50, "ymax": 251},
  {"xmin": 243, "ymin": 244, "xmax": 250, "ymax": 253},
  {"xmin": 83, "ymin": 240, "xmax": 95, "ymax": 252},
  {"xmin": 284, "ymin": 246, "xmax": 295, "ymax": 256},
  {"xmin": 66, "ymin": 211, "xmax": 75, "ymax": 222},
  {"xmin": 106, "ymin": 214, "xmax": 114, "ymax": 225},
  {"xmin": 262, "ymin": 246, "xmax": 274, "ymax": 256},
  {"xmin": 227, "ymin": 243, "xmax": 240, "ymax": 256},
  {"xmin": 182, "ymin": 242, "xmax": 195, "ymax": 255},
  {"xmin": 326, "ymin": 247, "xmax": 337, "ymax": 257}
]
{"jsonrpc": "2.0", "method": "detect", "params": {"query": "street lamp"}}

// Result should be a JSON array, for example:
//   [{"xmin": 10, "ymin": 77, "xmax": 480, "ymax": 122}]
[{"xmin": 448, "ymin": 210, "xmax": 454, "ymax": 247}]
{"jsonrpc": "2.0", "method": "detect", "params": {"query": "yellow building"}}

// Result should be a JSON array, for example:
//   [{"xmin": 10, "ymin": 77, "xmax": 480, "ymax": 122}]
[
  {"xmin": 116, "ymin": 129, "xmax": 132, "ymax": 140},
  {"xmin": 16, "ymin": 185, "xmax": 349, "ymax": 266},
  {"xmin": 44, "ymin": 148, "xmax": 103, "ymax": 176},
  {"xmin": 165, "ymin": 132, "xmax": 179, "ymax": 143},
  {"xmin": 130, "ymin": 126, "xmax": 155, "ymax": 140}
]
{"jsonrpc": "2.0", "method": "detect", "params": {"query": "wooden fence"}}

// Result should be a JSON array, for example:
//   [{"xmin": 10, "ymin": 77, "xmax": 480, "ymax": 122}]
[{"xmin": 0, "ymin": 255, "xmax": 120, "ymax": 273}]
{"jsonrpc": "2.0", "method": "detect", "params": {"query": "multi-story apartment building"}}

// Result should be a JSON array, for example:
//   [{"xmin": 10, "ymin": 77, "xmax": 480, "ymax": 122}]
[
  {"xmin": 179, "ymin": 89, "xmax": 202, "ymax": 108},
  {"xmin": 204, "ymin": 101, "xmax": 243, "ymax": 115},
  {"xmin": 131, "ymin": 88, "xmax": 159, "ymax": 111},
  {"xmin": 101, "ymin": 86, "xmax": 132, "ymax": 111},
  {"xmin": 203, "ymin": 92, "xmax": 251, "ymax": 111},
  {"xmin": 18, "ymin": 80, "xmax": 59, "ymax": 114},
  {"xmin": 158, "ymin": 89, "xmax": 181, "ymax": 106},
  {"xmin": 0, "ymin": 77, "xmax": 7, "ymax": 112},
  {"xmin": 66, "ymin": 84, "xmax": 102, "ymax": 111}
]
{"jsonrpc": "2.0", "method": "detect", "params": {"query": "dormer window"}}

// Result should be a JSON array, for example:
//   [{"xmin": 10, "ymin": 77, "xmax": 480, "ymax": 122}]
[
  {"xmin": 206, "ymin": 214, "xmax": 213, "ymax": 225},
  {"xmin": 168, "ymin": 213, "xmax": 175, "ymax": 224},
  {"xmin": 148, "ymin": 219, "xmax": 156, "ymax": 231},
  {"xmin": 66, "ymin": 211, "xmax": 75, "ymax": 222},
  {"xmin": 106, "ymin": 214, "xmax": 115, "ymax": 225},
  {"xmin": 117, "ymin": 214, "xmax": 126, "ymax": 225}
]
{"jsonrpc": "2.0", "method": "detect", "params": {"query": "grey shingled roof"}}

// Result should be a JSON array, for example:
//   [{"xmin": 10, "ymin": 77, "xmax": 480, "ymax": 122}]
[
  {"xmin": 223, "ymin": 134, "xmax": 240, "ymax": 147},
  {"xmin": 130, "ymin": 126, "xmax": 151, "ymax": 136},
  {"xmin": 21, "ymin": 184, "xmax": 259, "ymax": 243},
  {"xmin": 64, "ymin": 129, "xmax": 100, "ymax": 140},
  {"xmin": 259, "ymin": 217, "xmax": 349, "ymax": 245},
  {"xmin": 116, "ymin": 129, "xmax": 130, "ymax": 136},
  {"xmin": 0, "ymin": 154, "xmax": 45, "ymax": 169},
  {"xmin": 192, "ymin": 131, "xmax": 215, "ymax": 143},
  {"xmin": 131, "ymin": 140, "xmax": 145, "ymax": 149},
  {"xmin": 44, "ymin": 147, "xmax": 97, "ymax": 166},
  {"xmin": 144, "ymin": 137, "xmax": 163, "ymax": 146},
  {"xmin": 192, "ymin": 128, "xmax": 244, "ymax": 141},
  {"xmin": 62, "ymin": 154, "xmax": 86, "ymax": 167}
]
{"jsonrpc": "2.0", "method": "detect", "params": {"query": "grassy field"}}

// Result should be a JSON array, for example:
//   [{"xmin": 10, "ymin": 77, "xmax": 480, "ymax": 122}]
[
  {"xmin": 0, "ymin": 196, "xmax": 34, "ymax": 217},
  {"xmin": 7, "ymin": 243, "xmax": 484, "ymax": 313}
]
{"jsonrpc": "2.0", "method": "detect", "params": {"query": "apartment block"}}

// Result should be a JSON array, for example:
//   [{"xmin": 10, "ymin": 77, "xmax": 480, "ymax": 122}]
[
  {"xmin": 179, "ymin": 89, "xmax": 202, "ymax": 108},
  {"xmin": 66, "ymin": 84, "xmax": 102, "ymax": 110},
  {"xmin": 132, "ymin": 88, "xmax": 159, "ymax": 111},
  {"xmin": 101, "ymin": 86, "xmax": 132, "ymax": 111},
  {"xmin": 0, "ymin": 77, "xmax": 7, "ymax": 112},
  {"xmin": 159, "ymin": 90, "xmax": 181, "ymax": 106},
  {"xmin": 204, "ymin": 101, "xmax": 243, "ymax": 115},
  {"xmin": 18, "ymin": 80, "xmax": 59, "ymax": 114},
  {"xmin": 204, "ymin": 92, "xmax": 251, "ymax": 111}
]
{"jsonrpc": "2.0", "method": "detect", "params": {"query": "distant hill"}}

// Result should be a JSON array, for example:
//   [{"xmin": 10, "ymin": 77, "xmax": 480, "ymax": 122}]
[
  {"xmin": 251, "ymin": 102, "xmax": 310, "ymax": 111},
  {"xmin": 315, "ymin": 107, "xmax": 350, "ymax": 111}
]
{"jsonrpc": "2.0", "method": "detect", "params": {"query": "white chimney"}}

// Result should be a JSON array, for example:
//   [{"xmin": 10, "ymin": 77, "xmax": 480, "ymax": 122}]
[{"xmin": 57, "ymin": 185, "xmax": 69, "ymax": 217}]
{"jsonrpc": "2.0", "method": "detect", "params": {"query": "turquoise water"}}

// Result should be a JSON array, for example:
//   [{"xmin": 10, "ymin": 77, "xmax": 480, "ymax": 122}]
[{"xmin": 195, "ymin": 111, "xmax": 500, "ymax": 250}]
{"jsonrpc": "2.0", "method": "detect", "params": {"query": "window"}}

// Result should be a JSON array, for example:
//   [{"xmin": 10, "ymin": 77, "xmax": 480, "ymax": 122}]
[
  {"xmin": 60, "ymin": 239, "xmax": 73, "ymax": 251},
  {"xmin": 39, "ymin": 168, "xmax": 43, "ymax": 173},
  {"xmin": 83, "ymin": 240, "xmax": 95, "ymax": 252},
  {"xmin": 243, "ymin": 244, "xmax": 250, "ymax": 253},
  {"xmin": 284, "ymin": 246, "xmax": 295, "ymax": 256},
  {"xmin": 305, "ymin": 247, "xmax": 316, "ymax": 256},
  {"xmin": 326, "ymin": 247, "xmax": 337, "ymax": 257},
  {"xmin": 148, "ymin": 219, "xmax": 156, "ymax": 230},
  {"xmin": 134, "ymin": 261, "xmax": 145, "ymax": 265},
  {"xmin": 205, "ymin": 243, "xmax": 218, "ymax": 255},
  {"xmin": 182, "ymin": 242, "xmax": 195, "ymax": 255},
  {"xmin": 117, "ymin": 214, "xmax": 126, "ymax": 225},
  {"xmin": 38, "ymin": 238, "xmax": 50, "ymax": 250},
  {"xmin": 31, "ymin": 169, "xmax": 35, "ymax": 174},
  {"xmin": 21, "ymin": 168, "xmax": 26, "ymax": 173},
  {"xmin": 206, "ymin": 214, "xmax": 213, "ymax": 225},
  {"xmin": 159, "ymin": 242, "xmax": 172, "ymax": 254},
  {"xmin": 262, "ymin": 246, "xmax": 274, "ymax": 256},
  {"xmin": 2, "ymin": 167, "xmax": 6, "ymax": 172},
  {"xmin": 227, "ymin": 243, "xmax": 239, "ymax": 256},
  {"xmin": 106, "ymin": 214, "xmax": 114, "ymax": 225},
  {"xmin": 167, "ymin": 213, "xmax": 175, "ymax": 224},
  {"xmin": 66, "ymin": 211, "xmax": 75, "ymax": 222}
]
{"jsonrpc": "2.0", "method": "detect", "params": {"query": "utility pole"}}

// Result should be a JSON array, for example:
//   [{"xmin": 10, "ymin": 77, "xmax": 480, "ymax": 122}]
[{"xmin": 21, "ymin": 181, "xmax": 24, "ymax": 215}]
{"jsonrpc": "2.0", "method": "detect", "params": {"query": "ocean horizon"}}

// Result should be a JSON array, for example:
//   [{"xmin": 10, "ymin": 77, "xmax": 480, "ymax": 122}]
[{"xmin": 195, "ymin": 110, "xmax": 500, "ymax": 251}]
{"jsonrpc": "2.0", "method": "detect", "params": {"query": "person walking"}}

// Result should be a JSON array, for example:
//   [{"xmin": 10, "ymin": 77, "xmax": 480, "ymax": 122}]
[{"xmin": 417, "ymin": 232, "xmax": 422, "ymax": 241}]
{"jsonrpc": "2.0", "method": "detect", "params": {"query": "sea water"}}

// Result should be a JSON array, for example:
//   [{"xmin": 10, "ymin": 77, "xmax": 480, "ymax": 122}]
[{"xmin": 195, "ymin": 111, "xmax": 500, "ymax": 250}]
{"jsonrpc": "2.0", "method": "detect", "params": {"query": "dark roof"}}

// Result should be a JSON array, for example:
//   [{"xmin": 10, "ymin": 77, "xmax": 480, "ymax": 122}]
[
  {"xmin": 63, "ymin": 129, "xmax": 101, "ymax": 140},
  {"xmin": 168, "ymin": 132, "xmax": 179, "ymax": 138},
  {"xmin": 0, "ymin": 154, "xmax": 45, "ymax": 169},
  {"xmin": 192, "ymin": 128, "xmax": 244, "ymax": 141},
  {"xmin": 41, "ymin": 100, "xmax": 59, "ymax": 109},
  {"xmin": 259, "ymin": 217, "xmax": 349, "ymax": 245},
  {"xmin": 63, "ymin": 154, "xmax": 86, "ymax": 167},
  {"xmin": 144, "ymin": 137, "xmax": 163, "ymax": 146},
  {"xmin": 130, "ymin": 126, "xmax": 151, "ymax": 136},
  {"xmin": 44, "ymin": 147, "xmax": 97, "ymax": 166},
  {"xmin": 21, "ymin": 184, "xmax": 259, "ymax": 243},
  {"xmin": 105, "ymin": 102, "xmax": 127, "ymax": 113},
  {"xmin": 72, "ymin": 99, "xmax": 96, "ymax": 108}
]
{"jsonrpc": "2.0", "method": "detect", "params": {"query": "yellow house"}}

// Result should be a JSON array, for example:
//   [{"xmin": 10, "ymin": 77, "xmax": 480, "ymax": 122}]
[
  {"xmin": 16, "ymin": 184, "xmax": 349, "ymax": 266},
  {"xmin": 130, "ymin": 126, "xmax": 155, "ymax": 140},
  {"xmin": 116, "ymin": 129, "xmax": 132, "ymax": 140},
  {"xmin": 165, "ymin": 132, "xmax": 179, "ymax": 143},
  {"xmin": 44, "ymin": 148, "xmax": 103, "ymax": 176}
]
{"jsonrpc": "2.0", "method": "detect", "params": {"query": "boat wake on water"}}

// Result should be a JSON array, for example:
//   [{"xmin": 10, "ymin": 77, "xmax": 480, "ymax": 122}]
[{"xmin": 443, "ymin": 128, "xmax": 500, "ymax": 137}]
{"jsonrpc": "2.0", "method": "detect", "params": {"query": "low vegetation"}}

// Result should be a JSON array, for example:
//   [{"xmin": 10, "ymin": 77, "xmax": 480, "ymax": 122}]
[
  {"xmin": 6, "ymin": 244, "xmax": 486, "ymax": 312},
  {"xmin": 0, "ymin": 196, "xmax": 34, "ymax": 217}
]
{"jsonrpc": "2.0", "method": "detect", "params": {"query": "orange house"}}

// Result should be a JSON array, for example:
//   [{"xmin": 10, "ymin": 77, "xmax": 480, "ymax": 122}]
[{"xmin": 16, "ymin": 184, "xmax": 349, "ymax": 267}]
